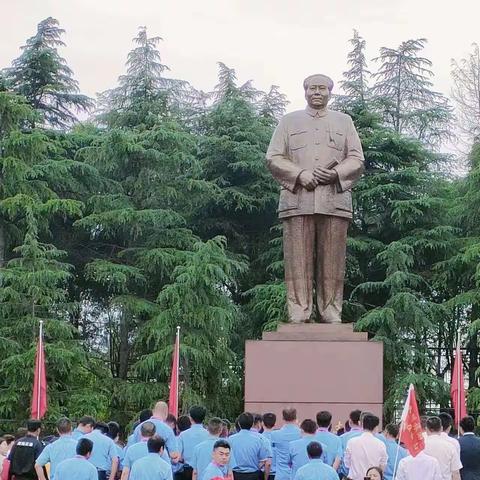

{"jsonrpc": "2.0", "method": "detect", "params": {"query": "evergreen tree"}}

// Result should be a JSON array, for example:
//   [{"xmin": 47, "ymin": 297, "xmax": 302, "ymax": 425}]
[
  {"xmin": 2, "ymin": 17, "xmax": 92, "ymax": 128},
  {"xmin": 373, "ymin": 38, "xmax": 453, "ymax": 147}
]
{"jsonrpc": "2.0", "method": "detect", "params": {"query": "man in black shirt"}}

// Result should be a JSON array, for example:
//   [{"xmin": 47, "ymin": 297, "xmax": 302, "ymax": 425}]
[{"xmin": 8, "ymin": 419, "xmax": 43, "ymax": 480}]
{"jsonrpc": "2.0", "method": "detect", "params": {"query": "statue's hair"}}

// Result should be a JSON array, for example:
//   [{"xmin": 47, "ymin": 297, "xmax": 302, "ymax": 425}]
[{"xmin": 303, "ymin": 74, "xmax": 334, "ymax": 92}]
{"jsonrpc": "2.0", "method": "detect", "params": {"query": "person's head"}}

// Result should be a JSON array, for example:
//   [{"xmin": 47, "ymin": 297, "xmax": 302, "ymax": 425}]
[
  {"xmin": 316, "ymin": 411, "xmax": 332, "ymax": 429},
  {"xmin": 366, "ymin": 466, "xmax": 384, "ymax": 480},
  {"xmin": 147, "ymin": 435, "xmax": 165, "ymax": 454},
  {"xmin": 237, "ymin": 412, "xmax": 254, "ymax": 430},
  {"xmin": 426, "ymin": 416, "xmax": 442, "ymax": 434},
  {"xmin": 303, "ymin": 74, "xmax": 334, "ymax": 110},
  {"xmin": 207, "ymin": 417, "xmax": 224, "ymax": 437},
  {"xmin": 76, "ymin": 438, "xmax": 94, "ymax": 459},
  {"xmin": 212, "ymin": 439, "xmax": 231, "ymax": 466},
  {"xmin": 0, "ymin": 435, "xmax": 14, "ymax": 456},
  {"xmin": 153, "ymin": 401, "xmax": 169, "ymax": 420},
  {"xmin": 15, "ymin": 428, "xmax": 27, "ymax": 439},
  {"xmin": 140, "ymin": 421, "xmax": 156, "ymax": 439},
  {"xmin": 107, "ymin": 421, "xmax": 120, "ymax": 441},
  {"xmin": 95, "ymin": 422, "xmax": 109, "ymax": 435},
  {"xmin": 166, "ymin": 414, "xmax": 177, "ymax": 432},
  {"xmin": 26, "ymin": 419, "xmax": 41, "ymax": 436},
  {"xmin": 177, "ymin": 415, "xmax": 191, "ymax": 433},
  {"xmin": 283, "ymin": 408, "xmax": 297, "ymax": 423},
  {"xmin": 349, "ymin": 410, "xmax": 362, "ymax": 427},
  {"xmin": 56, "ymin": 417, "xmax": 72, "ymax": 436},
  {"xmin": 420, "ymin": 416, "xmax": 428, "ymax": 432},
  {"xmin": 77, "ymin": 416, "xmax": 96, "ymax": 434},
  {"xmin": 300, "ymin": 419, "xmax": 318, "ymax": 435},
  {"xmin": 262, "ymin": 413, "xmax": 276, "ymax": 430},
  {"xmin": 140, "ymin": 409, "xmax": 153, "ymax": 423},
  {"xmin": 252, "ymin": 414, "xmax": 263, "ymax": 431},
  {"xmin": 362, "ymin": 414, "xmax": 380, "ymax": 433},
  {"xmin": 189, "ymin": 406, "xmax": 207, "ymax": 425},
  {"xmin": 220, "ymin": 419, "xmax": 231, "ymax": 438},
  {"xmin": 384, "ymin": 423, "xmax": 399, "ymax": 440},
  {"xmin": 306, "ymin": 441, "xmax": 323, "ymax": 459},
  {"xmin": 439, "ymin": 412, "xmax": 453, "ymax": 434},
  {"xmin": 460, "ymin": 416, "xmax": 475, "ymax": 434}
]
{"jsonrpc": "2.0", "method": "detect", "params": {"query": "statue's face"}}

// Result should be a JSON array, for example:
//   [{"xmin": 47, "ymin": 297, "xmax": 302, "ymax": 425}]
[{"xmin": 305, "ymin": 79, "xmax": 331, "ymax": 109}]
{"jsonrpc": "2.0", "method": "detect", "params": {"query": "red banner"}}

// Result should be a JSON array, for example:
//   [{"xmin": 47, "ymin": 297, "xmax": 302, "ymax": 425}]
[
  {"xmin": 451, "ymin": 344, "xmax": 467, "ymax": 424},
  {"xmin": 168, "ymin": 327, "xmax": 180, "ymax": 418},
  {"xmin": 30, "ymin": 322, "xmax": 47, "ymax": 419},
  {"xmin": 399, "ymin": 384, "xmax": 424, "ymax": 457}
]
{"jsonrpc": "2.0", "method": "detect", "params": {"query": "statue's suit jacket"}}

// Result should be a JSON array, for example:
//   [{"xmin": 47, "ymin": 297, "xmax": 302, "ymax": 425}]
[{"xmin": 266, "ymin": 106, "xmax": 364, "ymax": 219}]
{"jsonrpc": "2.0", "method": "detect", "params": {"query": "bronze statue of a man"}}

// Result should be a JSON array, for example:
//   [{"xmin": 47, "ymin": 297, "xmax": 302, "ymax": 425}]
[{"xmin": 266, "ymin": 74, "xmax": 364, "ymax": 323}]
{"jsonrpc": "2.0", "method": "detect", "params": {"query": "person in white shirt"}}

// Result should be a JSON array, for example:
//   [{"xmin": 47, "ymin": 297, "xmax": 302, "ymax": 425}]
[
  {"xmin": 396, "ymin": 451, "xmax": 442, "ymax": 480},
  {"xmin": 439, "ymin": 413, "xmax": 461, "ymax": 456},
  {"xmin": 424, "ymin": 416, "xmax": 462, "ymax": 480},
  {"xmin": 344, "ymin": 414, "xmax": 387, "ymax": 480}
]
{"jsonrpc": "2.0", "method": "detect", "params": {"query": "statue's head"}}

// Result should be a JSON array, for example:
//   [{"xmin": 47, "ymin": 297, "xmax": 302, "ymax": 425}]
[{"xmin": 303, "ymin": 74, "xmax": 334, "ymax": 110}]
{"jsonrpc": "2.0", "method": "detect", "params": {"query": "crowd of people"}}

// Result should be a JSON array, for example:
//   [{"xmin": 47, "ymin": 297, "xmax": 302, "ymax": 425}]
[{"xmin": 0, "ymin": 401, "xmax": 479, "ymax": 480}]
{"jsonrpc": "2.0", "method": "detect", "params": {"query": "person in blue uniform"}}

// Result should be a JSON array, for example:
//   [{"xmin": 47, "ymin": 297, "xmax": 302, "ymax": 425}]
[
  {"xmin": 35, "ymin": 417, "xmax": 78, "ymax": 480},
  {"xmin": 121, "ymin": 422, "xmax": 169, "ymax": 480},
  {"xmin": 131, "ymin": 401, "xmax": 179, "ymax": 462},
  {"xmin": 315, "ymin": 411, "xmax": 342, "ymax": 470},
  {"xmin": 179, "ymin": 406, "xmax": 209, "ymax": 480},
  {"xmin": 83, "ymin": 422, "xmax": 119, "ymax": 480},
  {"xmin": 129, "ymin": 436, "xmax": 173, "ymax": 480},
  {"xmin": 289, "ymin": 419, "xmax": 327, "ymax": 478},
  {"xmin": 202, "ymin": 440, "xmax": 232, "ymax": 480},
  {"xmin": 261, "ymin": 414, "xmax": 276, "ymax": 480},
  {"xmin": 270, "ymin": 408, "xmax": 302, "ymax": 480},
  {"xmin": 55, "ymin": 438, "xmax": 98, "ymax": 480},
  {"xmin": 293, "ymin": 442, "xmax": 339, "ymax": 480},
  {"xmin": 192, "ymin": 418, "xmax": 236, "ymax": 480},
  {"xmin": 73, "ymin": 417, "xmax": 96, "ymax": 440},
  {"xmin": 381, "ymin": 424, "xmax": 407, "ymax": 480},
  {"xmin": 229, "ymin": 412, "xmax": 271, "ymax": 480}
]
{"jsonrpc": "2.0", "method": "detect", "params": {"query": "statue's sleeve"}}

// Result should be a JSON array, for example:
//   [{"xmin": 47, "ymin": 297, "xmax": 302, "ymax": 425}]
[
  {"xmin": 334, "ymin": 117, "xmax": 365, "ymax": 192},
  {"xmin": 266, "ymin": 117, "xmax": 304, "ymax": 193}
]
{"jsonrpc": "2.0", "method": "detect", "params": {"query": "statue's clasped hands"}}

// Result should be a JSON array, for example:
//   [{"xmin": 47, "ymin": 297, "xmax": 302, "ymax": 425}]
[{"xmin": 298, "ymin": 167, "xmax": 338, "ymax": 191}]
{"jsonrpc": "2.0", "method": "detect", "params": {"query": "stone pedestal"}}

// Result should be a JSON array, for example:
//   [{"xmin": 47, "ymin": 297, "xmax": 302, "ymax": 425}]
[{"xmin": 244, "ymin": 323, "xmax": 383, "ymax": 425}]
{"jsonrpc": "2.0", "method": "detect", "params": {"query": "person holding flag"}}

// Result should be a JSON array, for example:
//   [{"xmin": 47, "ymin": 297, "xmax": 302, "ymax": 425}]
[{"xmin": 396, "ymin": 384, "xmax": 446, "ymax": 480}]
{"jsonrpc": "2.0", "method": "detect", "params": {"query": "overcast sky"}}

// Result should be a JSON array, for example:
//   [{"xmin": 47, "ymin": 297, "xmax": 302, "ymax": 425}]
[{"xmin": 1, "ymin": 0, "xmax": 479, "ymax": 112}]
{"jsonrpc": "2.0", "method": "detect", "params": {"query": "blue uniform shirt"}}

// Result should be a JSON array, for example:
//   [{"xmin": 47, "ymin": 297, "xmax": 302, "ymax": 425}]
[
  {"xmin": 294, "ymin": 459, "xmax": 339, "ymax": 480},
  {"xmin": 270, "ymin": 424, "xmax": 302, "ymax": 480},
  {"xmin": 123, "ymin": 441, "xmax": 170, "ymax": 469},
  {"xmin": 72, "ymin": 428, "xmax": 86, "ymax": 440},
  {"xmin": 132, "ymin": 418, "xmax": 178, "ymax": 455},
  {"xmin": 55, "ymin": 456, "xmax": 98, "ymax": 480},
  {"xmin": 179, "ymin": 424, "xmax": 210, "ymax": 466},
  {"xmin": 130, "ymin": 453, "xmax": 174, "ymax": 480},
  {"xmin": 36, "ymin": 435, "xmax": 78, "ymax": 480},
  {"xmin": 383, "ymin": 438, "xmax": 407, "ymax": 480},
  {"xmin": 202, "ymin": 462, "xmax": 229, "ymax": 480},
  {"xmin": 192, "ymin": 435, "xmax": 237, "ymax": 480},
  {"xmin": 228, "ymin": 429, "xmax": 271, "ymax": 473},
  {"xmin": 83, "ymin": 429, "xmax": 117, "ymax": 471},
  {"xmin": 262, "ymin": 430, "xmax": 276, "ymax": 474},
  {"xmin": 314, "ymin": 429, "xmax": 342, "ymax": 467},
  {"xmin": 289, "ymin": 437, "xmax": 328, "ymax": 478}
]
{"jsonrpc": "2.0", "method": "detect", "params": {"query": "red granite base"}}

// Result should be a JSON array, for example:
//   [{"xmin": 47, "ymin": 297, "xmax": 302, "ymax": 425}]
[{"xmin": 244, "ymin": 323, "xmax": 383, "ymax": 426}]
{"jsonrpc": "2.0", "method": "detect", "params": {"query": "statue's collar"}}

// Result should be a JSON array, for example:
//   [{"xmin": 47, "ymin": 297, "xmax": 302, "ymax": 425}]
[{"xmin": 305, "ymin": 106, "xmax": 329, "ymax": 118}]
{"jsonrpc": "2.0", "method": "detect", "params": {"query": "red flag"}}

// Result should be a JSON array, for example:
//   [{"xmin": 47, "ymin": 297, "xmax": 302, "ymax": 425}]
[
  {"xmin": 168, "ymin": 326, "xmax": 180, "ymax": 418},
  {"xmin": 31, "ymin": 321, "xmax": 47, "ymax": 419},
  {"xmin": 399, "ymin": 384, "xmax": 425, "ymax": 457},
  {"xmin": 451, "ymin": 343, "xmax": 467, "ymax": 425}
]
